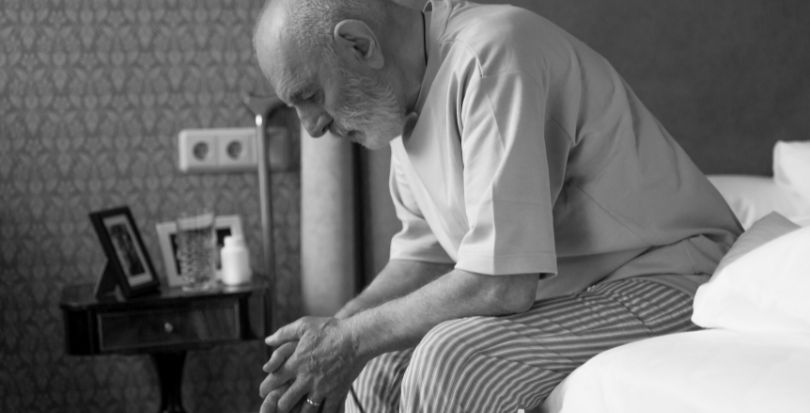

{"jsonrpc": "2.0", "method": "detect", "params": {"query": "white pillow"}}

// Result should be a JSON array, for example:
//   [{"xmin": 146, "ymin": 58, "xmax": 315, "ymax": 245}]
[
  {"xmin": 708, "ymin": 175, "xmax": 810, "ymax": 229},
  {"xmin": 692, "ymin": 213, "xmax": 810, "ymax": 333},
  {"xmin": 774, "ymin": 140, "xmax": 810, "ymax": 203}
]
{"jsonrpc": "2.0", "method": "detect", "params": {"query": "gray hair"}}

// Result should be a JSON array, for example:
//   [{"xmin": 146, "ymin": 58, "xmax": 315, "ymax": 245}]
[{"xmin": 256, "ymin": 0, "xmax": 391, "ymax": 58}]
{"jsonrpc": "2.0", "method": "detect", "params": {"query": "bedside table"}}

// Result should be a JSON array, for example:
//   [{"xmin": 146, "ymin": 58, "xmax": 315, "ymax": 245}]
[{"xmin": 59, "ymin": 282, "xmax": 267, "ymax": 413}]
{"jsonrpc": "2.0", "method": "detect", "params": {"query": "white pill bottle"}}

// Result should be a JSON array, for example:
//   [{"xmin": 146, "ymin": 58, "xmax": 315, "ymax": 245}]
[{"xmin": 220, "ymin": 235, "xmax": 252, "ymax": 285}]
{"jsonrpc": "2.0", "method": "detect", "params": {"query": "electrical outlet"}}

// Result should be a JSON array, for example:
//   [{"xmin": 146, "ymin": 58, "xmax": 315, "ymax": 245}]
[
  {"xmin": 178, "ymin": 128, "xmax": 257, "ymax": 173},
  {"xmin": 216, "ymin": 128, "xmax": 257, "ymax": 171},
  {"xmin": 178, "ymin": 130, "xmax": 218, "ymax": 172}
]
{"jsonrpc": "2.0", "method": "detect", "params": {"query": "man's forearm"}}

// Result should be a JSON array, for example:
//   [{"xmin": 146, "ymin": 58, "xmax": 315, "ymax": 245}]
[
  {"xmin": 343, "ymin": 269, "xmax": 538, "ymax": 361},
  {"xmin": 335, "ymin": 259, "xmax": 452, "ymax": 319}
]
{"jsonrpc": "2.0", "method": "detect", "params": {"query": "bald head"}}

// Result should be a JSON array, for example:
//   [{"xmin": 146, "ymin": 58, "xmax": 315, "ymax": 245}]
[
  {"xmin": 252, "ymin": 0, "xmax": 426, "ymax": 149},
  {"xmin": 254, "ymin": 0, "xmax": 390, "ymax": 83},
  {"xmin": 285, "ymin": 0, "xmax": 387, "ymax": 46}
]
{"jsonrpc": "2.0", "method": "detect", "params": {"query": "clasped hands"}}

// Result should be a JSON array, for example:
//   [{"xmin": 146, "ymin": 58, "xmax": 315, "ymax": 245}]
[{"xmin": 259, "ymin": 316, "xmax": 364, "ymax": 413}]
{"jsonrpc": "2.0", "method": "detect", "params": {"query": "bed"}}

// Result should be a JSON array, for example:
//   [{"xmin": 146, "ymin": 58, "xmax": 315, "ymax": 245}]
[
  {"xmin": 541, "ymin": 329, "xmax": 810, "ymax": 413},
  {"xmin": 539, "ymin": 141, "xmax": 810, "ymax": 413}
]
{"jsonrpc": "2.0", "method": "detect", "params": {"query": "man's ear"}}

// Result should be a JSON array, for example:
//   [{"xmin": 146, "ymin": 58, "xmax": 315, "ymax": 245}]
[{"xmin": 333, "ymin": 19, "xmax": 384, "ymax": 70}]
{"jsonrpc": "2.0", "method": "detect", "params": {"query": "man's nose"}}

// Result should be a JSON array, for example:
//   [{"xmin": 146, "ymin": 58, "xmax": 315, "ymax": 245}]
[{"xmin": 299, "ymin": 108, "xmax": 331, "ymax": 138}]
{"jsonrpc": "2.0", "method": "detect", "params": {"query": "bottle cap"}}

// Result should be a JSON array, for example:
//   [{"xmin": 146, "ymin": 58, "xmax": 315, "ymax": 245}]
[{"xmin": 224, "ymin": 235, "xmax": 245, "ymax": 247}]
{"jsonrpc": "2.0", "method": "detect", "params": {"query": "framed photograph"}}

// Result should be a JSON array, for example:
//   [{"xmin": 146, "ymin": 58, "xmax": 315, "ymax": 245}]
[
  {"xmin": 89, "ymin": 206, "xmax": 161, "ymax": 298},
  {"xmin": 156, "ymin": 215, "xmax": 244, "ymax": 287}
]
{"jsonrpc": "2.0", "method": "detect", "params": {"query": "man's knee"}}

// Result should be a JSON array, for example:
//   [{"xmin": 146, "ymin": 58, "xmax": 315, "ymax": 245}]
[
  {"xmin": 349, "ymin": 350, "xmax": 414, "ymax": 413},
  {"xmin": 402, "ymin": 317, "xmax": 487, "ymax": 398},
  {"xmin": 400, "ymin": 316, "xmax": 563, "ymax": 411}
]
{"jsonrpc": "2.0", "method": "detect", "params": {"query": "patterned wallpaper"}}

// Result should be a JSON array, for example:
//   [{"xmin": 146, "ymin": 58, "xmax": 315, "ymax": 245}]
[{"xmin": 0, "ymin": 0, "xmax": 303, "ymax": 411}]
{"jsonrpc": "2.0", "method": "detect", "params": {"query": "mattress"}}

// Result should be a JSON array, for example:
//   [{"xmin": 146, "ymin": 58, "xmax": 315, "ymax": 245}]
[{"xmin": 541, "ymin": 329, "xmax": 810, "ymax": 413}]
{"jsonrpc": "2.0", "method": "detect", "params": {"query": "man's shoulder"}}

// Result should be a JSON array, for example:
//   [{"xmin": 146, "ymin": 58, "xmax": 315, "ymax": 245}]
[
  {"xmin": 443, "ymin": 1, "xmax": 547, "ymax": 46},
  {"xmin": 438, "ymin": 0, "xmax": 569, "ymax": 77}
]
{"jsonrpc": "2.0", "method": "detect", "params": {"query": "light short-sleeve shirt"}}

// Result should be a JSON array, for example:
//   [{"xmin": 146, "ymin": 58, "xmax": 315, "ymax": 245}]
[{"xmin": 389, "ymin": 0, "xmax": 741, "ymax": 298}]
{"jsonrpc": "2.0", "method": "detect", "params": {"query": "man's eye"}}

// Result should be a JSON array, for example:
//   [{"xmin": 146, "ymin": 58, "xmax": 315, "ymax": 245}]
[{"xmin": 303, "ymin": 90, "xmax": 319, "ymax": 102}]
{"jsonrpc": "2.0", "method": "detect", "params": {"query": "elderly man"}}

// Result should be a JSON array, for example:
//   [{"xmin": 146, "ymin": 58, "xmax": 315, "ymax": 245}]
[{"xmin": 253, "ymin": 0, "xmax": 741, "ymax": 411}]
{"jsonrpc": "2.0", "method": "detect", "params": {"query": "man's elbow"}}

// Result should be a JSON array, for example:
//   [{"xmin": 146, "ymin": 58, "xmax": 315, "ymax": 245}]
[{"xmin": 482, "ymin": 273, "xmax": 538, "ymax": 314}]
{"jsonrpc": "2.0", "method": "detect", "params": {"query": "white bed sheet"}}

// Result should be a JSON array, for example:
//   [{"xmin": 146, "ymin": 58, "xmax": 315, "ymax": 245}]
[{"xmin": 541, "ymin": 329, "xmax": 810, "ymax": 413}]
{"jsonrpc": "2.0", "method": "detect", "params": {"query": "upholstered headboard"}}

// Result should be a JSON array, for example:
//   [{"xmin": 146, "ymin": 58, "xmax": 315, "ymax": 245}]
[{"xmin": 354, "ymin": 0, "xmax": 810, "ymax": 283}]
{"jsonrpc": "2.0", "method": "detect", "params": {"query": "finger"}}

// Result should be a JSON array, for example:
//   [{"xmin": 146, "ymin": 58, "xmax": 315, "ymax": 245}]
[
  {"xmin": 276, "ymin": 376, "xmax": 311, "ymax": 413},
  {"xmin": 260, "ymin": 387, "xmax": 284, "ymax": 413},
  {"xmin": 320, "ymin": 387, "xmax": 350, "ymax": 413},
  {"xmin": 323, "ymin": 394, "xmax": 347, "ymax": 413},
  {"xmin": 261, "ymin": 382, "xmax": 291, "ymax": 413},
  {"xmin": 301, "ymin": 393, "xmax": 329, "ymax": 413},
  {"xmin": 265, "ymin": 318, "xmax": 306, "ymax": 346},
  {"xmin": 259, "ymin": 368, "xmax": 295, "ymax": 398},
  {"xmin": 263, "ymin": 341, "xmax": 297, "ymax": 373}
]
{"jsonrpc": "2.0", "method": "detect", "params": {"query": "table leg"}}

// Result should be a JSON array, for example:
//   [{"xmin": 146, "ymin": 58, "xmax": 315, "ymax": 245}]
[{"xmin": 151, "ymin": 351, "xmax": 187, "ymax": 413}]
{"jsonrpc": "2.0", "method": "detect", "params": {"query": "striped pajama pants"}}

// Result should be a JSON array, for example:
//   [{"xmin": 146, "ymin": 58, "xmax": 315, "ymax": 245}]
[{"xmin": 344, "ymin": 277, "xmax": 699, "ymax": 413}]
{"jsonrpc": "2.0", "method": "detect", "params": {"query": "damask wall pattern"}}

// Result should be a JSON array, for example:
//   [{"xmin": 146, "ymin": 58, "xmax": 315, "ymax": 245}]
[{"xmin": 0, "ymin": 0, "xmax": 303, "ymax": 411}]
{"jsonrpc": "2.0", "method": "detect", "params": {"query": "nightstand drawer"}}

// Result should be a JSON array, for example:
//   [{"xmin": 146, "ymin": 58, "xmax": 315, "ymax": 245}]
[{"xmin": 97, "ymin": 300, "xmax": 239, "ymax": 352}]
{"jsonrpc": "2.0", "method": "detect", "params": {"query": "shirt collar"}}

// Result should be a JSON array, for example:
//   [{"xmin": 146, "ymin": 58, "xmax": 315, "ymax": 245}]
[{"xmin": 404, "ymin": 0, "xmax": 450, "ymax": 138}]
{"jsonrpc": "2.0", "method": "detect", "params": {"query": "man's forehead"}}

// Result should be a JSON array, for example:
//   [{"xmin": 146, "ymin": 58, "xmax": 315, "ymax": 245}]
[
  {"xmin": 271, "ymin": 52, "xmax": 319, "ymax": 103},
  {"xmin": 255, "ymin": 6, "xmax": 306, "ymax": 100},
  {"xmin": 255, "ymin": 4, "xmax": 329, "ymax": 104},
  {"xmin": 275, "ymin": 72, "xmax": 314, "ymax": 103}
]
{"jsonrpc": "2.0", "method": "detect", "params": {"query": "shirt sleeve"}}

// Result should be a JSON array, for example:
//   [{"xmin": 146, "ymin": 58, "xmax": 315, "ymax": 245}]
[
  {"xmin": 455, "ymin": 71, "xmax": 567, "ymax": 276},
  {"xmin": 388, "ymin": 147, "xmax": 455, "ymax": 265}
]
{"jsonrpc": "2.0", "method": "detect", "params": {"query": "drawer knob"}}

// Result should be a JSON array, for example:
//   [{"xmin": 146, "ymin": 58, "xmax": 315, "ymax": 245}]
[{"xmin": 164, "ymin": 322, "xmax": 174, "ymax": 333}]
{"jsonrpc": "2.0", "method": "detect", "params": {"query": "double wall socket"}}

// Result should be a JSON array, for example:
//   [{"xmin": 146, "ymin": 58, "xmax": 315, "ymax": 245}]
[{"xmin": 178, "ymin": 128, "xmax": 257, "ymax": 172}]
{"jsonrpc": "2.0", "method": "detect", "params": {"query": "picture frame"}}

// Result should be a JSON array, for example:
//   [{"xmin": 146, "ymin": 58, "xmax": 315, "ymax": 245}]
[
  {"xmin": 156, "ymin": 215, "xmax": 244, "ymax": 287},
  {"xmin": 89, "ymin": 206, "xmax": 161, "ymax": 299}
]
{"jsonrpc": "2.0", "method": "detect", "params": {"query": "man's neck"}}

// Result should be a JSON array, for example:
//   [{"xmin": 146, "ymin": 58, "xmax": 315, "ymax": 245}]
[{"xmin": 386, "ymin": 5, "xmax": 428, "ymax": 114}]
